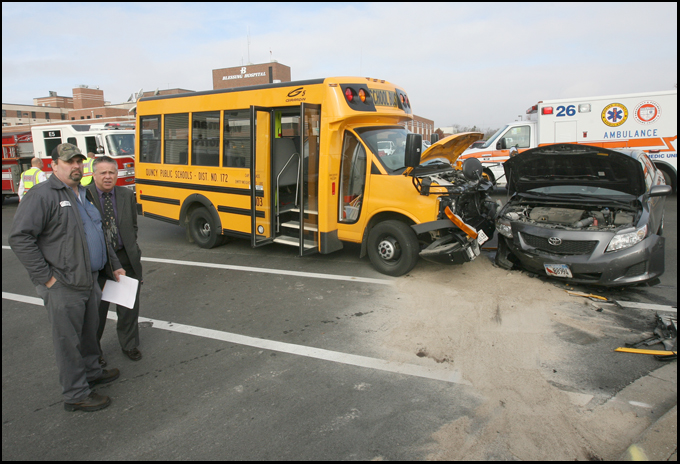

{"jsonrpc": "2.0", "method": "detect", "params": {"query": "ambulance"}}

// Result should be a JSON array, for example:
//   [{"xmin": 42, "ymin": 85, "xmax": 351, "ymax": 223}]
[{"xmin": 457, "ymin": 90, "xmax": 677, "ymax": 191}]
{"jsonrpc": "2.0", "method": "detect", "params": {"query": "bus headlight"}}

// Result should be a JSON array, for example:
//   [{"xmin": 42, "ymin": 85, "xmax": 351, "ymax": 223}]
[
  {"xmin": 606, "ymin": 224, "xmax": 647, "ymax": 252},
  {"xmin": 496, "ymin": 218, "xmax": 513, "ymax": 238}
]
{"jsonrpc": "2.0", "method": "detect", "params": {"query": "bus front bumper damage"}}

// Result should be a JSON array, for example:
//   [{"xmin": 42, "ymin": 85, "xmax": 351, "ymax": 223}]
[{"xmin": 412, "ymin": 219, "xmax": 484, "ymax": 265}]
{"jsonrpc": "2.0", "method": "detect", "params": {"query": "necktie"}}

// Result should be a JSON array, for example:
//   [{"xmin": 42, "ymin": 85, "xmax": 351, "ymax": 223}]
[{"xmin": 103, "ymin": 192, "xmax": 119, "ymax": 250}]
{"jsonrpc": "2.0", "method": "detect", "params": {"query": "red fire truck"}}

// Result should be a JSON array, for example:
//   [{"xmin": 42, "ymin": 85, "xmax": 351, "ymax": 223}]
[
  {"xmin": 2, "ymin": 131, "xmax": 34, "ymax": 201},
  {"xmin": 2, "ymin": 123, "xmax": 136, "ymax": 202}
]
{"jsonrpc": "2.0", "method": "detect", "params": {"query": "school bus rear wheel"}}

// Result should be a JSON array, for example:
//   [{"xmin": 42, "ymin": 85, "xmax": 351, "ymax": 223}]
[
  {"xmin": 189, "ymin": 207, "xmax": 223, "ymax": 249},
  {"xmin": 367, "ymin": 220, "xmax": 419, "ymax": 276}
]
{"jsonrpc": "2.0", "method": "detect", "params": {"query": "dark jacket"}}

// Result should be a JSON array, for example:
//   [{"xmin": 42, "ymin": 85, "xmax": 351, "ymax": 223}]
[
  {"xmin": 9, "ymin": 173, "xmax": 121, "ymax": 290},
  {"xmin": 86, "ymin": 184, "xmax": 143, "ymax": 280}
]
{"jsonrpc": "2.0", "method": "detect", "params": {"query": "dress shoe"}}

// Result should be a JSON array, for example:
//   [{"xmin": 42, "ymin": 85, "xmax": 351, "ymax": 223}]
[
  {"xmin": 88, "ymin": 368, "xmax": 120, "ymax": 387},
  {"xmin": 64, "ymin": 392, "xmax": 111, "ymax": 412},
  {"xmin": 122, "ymin": 347, "xmax": 142, "ymax": 361}
]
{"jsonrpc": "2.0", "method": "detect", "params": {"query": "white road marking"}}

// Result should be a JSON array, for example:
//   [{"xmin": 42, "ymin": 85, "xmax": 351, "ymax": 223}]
[
  {"xmin": 140, "ymin": 257, "xmax": 394, "ymax": 285},
  {"xmin": 3, "ymin": 291, "xmax": 469, "ymax": 386},
  {"xmin": 2, "ymin": 246, "xmax": 393, "ymax": 286},
  {"xmin": 2, "ymin": 292, "xmax": 43, "ymax": 307}
]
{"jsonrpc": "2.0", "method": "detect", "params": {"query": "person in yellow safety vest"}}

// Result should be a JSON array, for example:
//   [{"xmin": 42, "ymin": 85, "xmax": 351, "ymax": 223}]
[
  {"xmin": 18, "ymin": 158, "xmax": 47, "ymax": 201},
  {"xmin": 80, "ymin": 152, "xmax": 96, "ymax": 186}
]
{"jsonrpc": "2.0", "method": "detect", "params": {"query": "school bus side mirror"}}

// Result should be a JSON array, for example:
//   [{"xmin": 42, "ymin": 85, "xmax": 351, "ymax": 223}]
[{"xmin": 405, "ymin": 133, "xmax": 422, "ymax": 169}]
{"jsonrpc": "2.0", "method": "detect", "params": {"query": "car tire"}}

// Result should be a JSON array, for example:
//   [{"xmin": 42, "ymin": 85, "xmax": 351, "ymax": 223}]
[
  {"xmin": 367, "ymin": 220, "xmax": 419, "ymax": 276},
  {"xmin": 660, "ymin": 169, "xmax": 674, "ymax": 192},
  {"xmin": 189, "ymin": 207, "xmax": 223, "ymax": 249}
]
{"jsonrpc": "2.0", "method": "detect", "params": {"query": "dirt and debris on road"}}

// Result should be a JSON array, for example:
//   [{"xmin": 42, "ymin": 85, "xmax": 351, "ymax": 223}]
[{"xmin": 365, "ymin": 255, "xmax": 674, "ymax": 460}]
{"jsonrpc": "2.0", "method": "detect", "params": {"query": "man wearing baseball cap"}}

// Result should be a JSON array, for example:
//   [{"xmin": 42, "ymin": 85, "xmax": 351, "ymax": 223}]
[{"xmin": 9, "ymin": 143, "xmax": 126, "ymax": 412}]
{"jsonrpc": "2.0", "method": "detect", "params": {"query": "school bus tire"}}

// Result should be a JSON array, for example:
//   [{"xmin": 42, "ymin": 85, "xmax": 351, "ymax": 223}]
[
  {"xmin": 189, "ymin": 207, "xmax": 223, "ymax": 249},
  {"xmin": 367, "ymin": 220, "xmax": 419, "ymax": 276}
]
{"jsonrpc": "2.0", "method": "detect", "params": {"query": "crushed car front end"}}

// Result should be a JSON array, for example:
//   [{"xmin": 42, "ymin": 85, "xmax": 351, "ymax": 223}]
[{"xmin": 495, "ymin": 144, "xmax": 671, "ymax": 286}]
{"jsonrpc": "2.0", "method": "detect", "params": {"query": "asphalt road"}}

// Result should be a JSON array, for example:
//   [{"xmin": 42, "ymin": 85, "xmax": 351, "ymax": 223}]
[{"xmin": 2, "ymin": 192, "xmax": 676, "ymax": 460}]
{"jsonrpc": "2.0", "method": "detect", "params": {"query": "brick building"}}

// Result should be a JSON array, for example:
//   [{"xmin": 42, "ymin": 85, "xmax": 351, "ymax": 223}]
[
  {"xmin": 3, "ymin": 86, "xmax": 136, "ymax": 128},
  {"xmin": 212, "ymin": 62, "xmax": 292, "ymax": 90}
]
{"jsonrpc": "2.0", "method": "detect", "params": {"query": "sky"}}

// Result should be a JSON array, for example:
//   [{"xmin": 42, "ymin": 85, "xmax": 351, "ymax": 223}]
[{"xmin": 2, "ymin": 2, "xmax": 677, "ymax": 130}]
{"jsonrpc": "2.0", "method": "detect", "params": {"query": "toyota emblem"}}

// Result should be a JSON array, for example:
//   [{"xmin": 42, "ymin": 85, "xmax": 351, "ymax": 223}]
[{"xmin": 548, "ymin": 237, "xmax": 562, "ymax": 246}]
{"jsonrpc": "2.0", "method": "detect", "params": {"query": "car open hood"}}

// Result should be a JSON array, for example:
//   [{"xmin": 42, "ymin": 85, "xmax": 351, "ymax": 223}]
[
  {"xmin": 503, "ymin": 144, "xmax": 645, "ymax": 196},
  {"xmin": 420, "ymin": 132, "xmax": 484, "ymax": 165}
]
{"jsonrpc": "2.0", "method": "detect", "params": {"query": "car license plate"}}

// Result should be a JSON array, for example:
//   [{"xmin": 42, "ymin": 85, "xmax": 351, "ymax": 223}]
[
  {"xmin": 477, "ymin": 229, "xmax": 489, "ymax": 246},
  {"xmin": 544, "ymin": 263, "xmax": 572, "ymax": 278}
]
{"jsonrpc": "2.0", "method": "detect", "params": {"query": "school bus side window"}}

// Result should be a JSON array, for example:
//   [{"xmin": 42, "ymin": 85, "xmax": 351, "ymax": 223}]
[
  {"xmin": 164, "ymin": 113, "xmax": 189, "ymax": 165},
  {"xmin": 223, "ymin": 110, "xmax": 251, "ymax": 168},
  {"xmin": 339, "ymin": 131, "xmax": 367, "ymax": 223},
  {"xmin": 140, "ymin": 115, "xmax": 161, "ymax": 163},
  {"xmin": 192, "ymin": 111, "xmax": 220, "ymax": 167}
]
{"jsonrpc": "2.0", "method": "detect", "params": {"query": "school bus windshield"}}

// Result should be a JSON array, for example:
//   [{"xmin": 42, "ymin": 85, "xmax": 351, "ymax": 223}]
[{"xmin": 356, "ymin": 126, "xmax": 410, "ymax": 172}]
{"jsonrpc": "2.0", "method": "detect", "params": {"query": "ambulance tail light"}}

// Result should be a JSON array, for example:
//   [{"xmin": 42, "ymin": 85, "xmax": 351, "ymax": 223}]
[{"xmin": 541, "ymin": 106, "xmax": 553, "ymax": 115}]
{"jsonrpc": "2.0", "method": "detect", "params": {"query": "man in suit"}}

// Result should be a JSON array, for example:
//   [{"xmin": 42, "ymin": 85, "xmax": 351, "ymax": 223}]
[{"xmin": 87, "ymin": 156, "xmax": 144, "ymax": 363}]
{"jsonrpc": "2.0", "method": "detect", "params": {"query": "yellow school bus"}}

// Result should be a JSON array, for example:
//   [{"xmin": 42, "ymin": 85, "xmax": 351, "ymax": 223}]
[{"xmin": 135, "ymin": 77, "xmax": 497, "ymax": 276}]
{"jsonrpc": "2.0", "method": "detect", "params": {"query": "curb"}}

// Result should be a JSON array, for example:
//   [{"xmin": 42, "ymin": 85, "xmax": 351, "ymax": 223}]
[{"xmin": 620, "ymin": 405, "xmax": 677, "ymax": 461}]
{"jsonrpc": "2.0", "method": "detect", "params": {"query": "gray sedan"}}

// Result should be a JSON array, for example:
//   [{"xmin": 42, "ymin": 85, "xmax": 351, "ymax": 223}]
[{"xmin": 495, "ymin": 144, "xmax": 671, "ymax": 286}]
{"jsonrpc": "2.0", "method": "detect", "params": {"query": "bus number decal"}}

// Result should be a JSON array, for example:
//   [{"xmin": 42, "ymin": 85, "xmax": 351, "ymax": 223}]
[{"xmin": 556, "ymin": 105, "xmax": 576, "ymax": 117}]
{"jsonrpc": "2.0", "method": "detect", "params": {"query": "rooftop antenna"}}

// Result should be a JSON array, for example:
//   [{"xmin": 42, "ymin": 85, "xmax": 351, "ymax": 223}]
[
  {"xmin": 247, "ymin": 27, "xmax": 252, "ymax": 65},
  {"xmin": 360, "ymin": 48, "xmax": 362, "ymax": 76}
]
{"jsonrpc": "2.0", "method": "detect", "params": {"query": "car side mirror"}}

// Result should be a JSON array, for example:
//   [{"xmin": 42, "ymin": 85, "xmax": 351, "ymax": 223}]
[
  {"xmin": 405, "ymin": 133, "xmax": 422, "ymax": 168},
  {"xmin": 649, "ymin": 184, "xmax": 672, "ymax": 197}
]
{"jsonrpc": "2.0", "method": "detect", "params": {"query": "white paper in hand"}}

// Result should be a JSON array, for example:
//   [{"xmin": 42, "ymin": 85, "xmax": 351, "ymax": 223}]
[{"xmin": 101, "ymin": 275, "xmax": 139, "ymax": 308}]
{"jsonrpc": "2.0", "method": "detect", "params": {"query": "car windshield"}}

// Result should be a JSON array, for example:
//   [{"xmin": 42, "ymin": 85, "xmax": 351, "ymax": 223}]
[
  {"xmin": 480, "ymin": 125, "xmax": 508, "ymax": 149},
  {"xmin": 356, "ymin": 126, "xmax": 410, "ymax": 172},
  {"xmin": 106, "ymin": 134, "xmax": 135, "ymax": 156}
]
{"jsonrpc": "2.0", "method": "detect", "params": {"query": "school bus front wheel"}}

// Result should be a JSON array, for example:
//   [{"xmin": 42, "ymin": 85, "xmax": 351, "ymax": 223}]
[{"xmin": 367, "ymin": 220, "xmax": 420, "ymax": 276}]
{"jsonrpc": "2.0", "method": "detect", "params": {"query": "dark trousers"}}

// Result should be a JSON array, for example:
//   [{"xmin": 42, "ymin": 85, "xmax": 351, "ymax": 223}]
[
  {"xmin": 36, "ymin": 272, "xmax": 102, "ymax": 402},
  {"xmin": 97, "ymin": 248, "xmax": 141, "ymax": 353}
]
